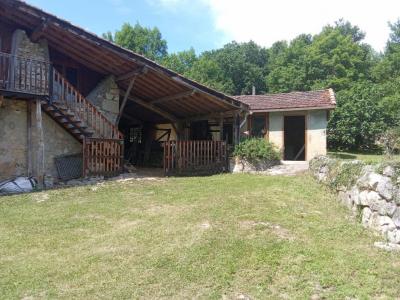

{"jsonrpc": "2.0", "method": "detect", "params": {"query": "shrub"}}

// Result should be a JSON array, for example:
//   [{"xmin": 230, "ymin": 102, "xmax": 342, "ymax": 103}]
[
  {"xmin": 233, "ymin": 138, "xmax": 281, "ymax": 161},
  {"xmin": 379, "ymin": 126, "xmax": 400, "ymax": 158}
]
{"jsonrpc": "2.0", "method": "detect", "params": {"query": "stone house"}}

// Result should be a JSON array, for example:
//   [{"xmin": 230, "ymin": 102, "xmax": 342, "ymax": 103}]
[
  {"xmin": 234, "ymin": 89, "xmax": 336, "ymax": 161},
  {"xmin": 0, "ymin": 0, "xmax": 334, "ymax": 184}
]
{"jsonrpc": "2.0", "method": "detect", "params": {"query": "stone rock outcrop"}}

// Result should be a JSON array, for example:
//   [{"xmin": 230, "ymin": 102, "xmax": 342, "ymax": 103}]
[{"xmin": 310, "ymin": 156, "xmax": 400, "ymax": 245}]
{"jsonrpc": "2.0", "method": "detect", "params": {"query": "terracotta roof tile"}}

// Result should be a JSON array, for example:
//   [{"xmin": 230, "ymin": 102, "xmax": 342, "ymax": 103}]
[{"xmin": 233, "ymin": 89, "xmax": 336, "ymax": 111}]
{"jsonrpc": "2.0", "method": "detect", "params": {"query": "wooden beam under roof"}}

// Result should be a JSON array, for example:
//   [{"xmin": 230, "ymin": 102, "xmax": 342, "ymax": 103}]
[
  {"xmin": 30, "ymin": 18, "xmax": 49, "ymax": 42},
  {"xmin": 117, "ymin": 66, "xmax": 148, "ymax": 82},
  {"xmin": 125, "ymin": 94, "xmax": 179, "ymax": 123},
  {"xmin": 149, "ymin": 90, "xmax": 195, "ymax": 104}
]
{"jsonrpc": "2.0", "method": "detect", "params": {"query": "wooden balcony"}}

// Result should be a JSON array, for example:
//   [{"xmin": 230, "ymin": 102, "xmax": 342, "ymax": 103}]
[{"xmin": 0, "ymin": 52, "xmax": 52, "ymax": 99}]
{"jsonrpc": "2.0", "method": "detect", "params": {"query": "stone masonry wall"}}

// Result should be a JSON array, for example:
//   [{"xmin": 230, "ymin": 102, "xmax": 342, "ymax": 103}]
[
  {"xmin": 12, "ymin": 29, "xmax": 49, "ymax": 61},
  {"xmin": 86, "ymin": 75, "xmax": 120, "ymax": 124},
  {"xmin": 310, "ymin": 156, "xmax": 400, "ymax": 246},
  {"xmin": 0, "ymin": 99, "xmax": 81, "ymax": 182}
]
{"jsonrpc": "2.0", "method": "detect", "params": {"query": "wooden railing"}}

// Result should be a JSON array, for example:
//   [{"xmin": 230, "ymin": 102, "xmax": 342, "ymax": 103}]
[
  {"xmin": 83, "ymin": 137, "xmax": 124, "ymax": 177},
  {"xmin": 52, "ymin": 70, "xmax": 123, "ymax": 139},
  {"xmin": 164, "ymin": 140, "xmax": 228, "ymax": 175},
  {"xmin": 0, "ymin": 52, "xmax": 51, "ymax": 96}
]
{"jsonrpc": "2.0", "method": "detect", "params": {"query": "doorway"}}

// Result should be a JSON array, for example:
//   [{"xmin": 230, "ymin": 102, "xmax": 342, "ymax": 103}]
[{"xmin": 284, "ymin": 116, "xmax": 306, "ymax": 161}]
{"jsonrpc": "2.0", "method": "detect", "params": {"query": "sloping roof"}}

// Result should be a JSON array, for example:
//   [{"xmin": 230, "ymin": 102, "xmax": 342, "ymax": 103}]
[
  {"xmin": 0, "ymin": 0, "xmax": 248, "ymax": 123},
  {"xmin": 233, "ymin": 89, "xmax": 336, "ymax": 112}
]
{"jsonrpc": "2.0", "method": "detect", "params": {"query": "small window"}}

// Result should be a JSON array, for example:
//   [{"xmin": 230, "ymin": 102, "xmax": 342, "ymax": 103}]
[
  {"xmin": 251, "ymin": 115, "xmax": 267, "ymax": 137},
  {"xmin": 129, "ymin": 127, "xmax": 142, "ymax": 144}
]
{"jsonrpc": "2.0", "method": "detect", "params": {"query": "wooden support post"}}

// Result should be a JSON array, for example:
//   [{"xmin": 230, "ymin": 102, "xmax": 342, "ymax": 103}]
[
  {"xmin": 27, "ymin": 101, "xmax": 33, "ymax": 176},
  {"xmin": 219, "ymin": 114, "xmax": 224, "ymax": 141},
  {"xmin": 33, "ymin": 99, "xmax": 45, "ymax": 188},
  {"xmin": 175, "ymin": 122, "xmax": 185, "ymax": 141},
  {"xmin": 0, "ymin": 95, "xmax": 3, "ymax": 107},
  {"xmin": 116, "ymin": 76, "xmax": 136, "ymax": 125},
  {"xmin": 233, "ymin": 113, "xmax": 240, "ymax": 145}
]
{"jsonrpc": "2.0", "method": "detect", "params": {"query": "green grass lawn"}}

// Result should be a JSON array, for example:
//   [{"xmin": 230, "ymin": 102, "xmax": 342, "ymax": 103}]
[
  {"xmin": 1, "ymin": 174, "xmax": 400, "ymax": 299},
  {"xmin": 328, "ymin": 150, "xmax": 400, "ymax": 164}
]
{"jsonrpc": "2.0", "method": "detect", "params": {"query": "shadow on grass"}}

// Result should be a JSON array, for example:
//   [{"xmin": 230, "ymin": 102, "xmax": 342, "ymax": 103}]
[{"xmin": 328, "ymin": 152, "xmax": 357, "ymax": 160}]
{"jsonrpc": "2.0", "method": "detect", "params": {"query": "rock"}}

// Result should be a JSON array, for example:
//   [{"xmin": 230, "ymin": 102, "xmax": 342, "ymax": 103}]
[
  {"xmin": 374, "ymin": 241, "xmax": 400, "ymax": 251},
  {"xmin": 368, "ymin": 212, "xmax": 380, "ymax": 230},
  {"xmin": 318, "ymin": 166, "xmax": 329, "ymax": 182},
  {"xmin": 44, "ymin": 174, "xmax": 54, "ymax": 189},
  {"xmin": 383, "ymin": 165, "xmax": 395, "ymax": 177},
  {"xmin": 392, "ymin": 188, "xmax": 400, "ymax": 204},
  {"xmin": 392, "ymin": 208, "xmax": 400, "ymax": 227},
  {"xmin": 358, "ymin": 190, "xmax": 369, "ymax": 206},
  {"xmin": 380, "ymin": 201, "xmax": 397, "ymax": 217},
  {"xmin": 350, "ymin": 186, "xmax": 360, "ymax": 205},
  {"xmin": 357, "ymin": 171, "xmax": 370, "ymax": 189},
  {"xmin": 361, "ymin": 207, "xmax": 372, "ymax": 228},
  {"xmin": 378, "ymin": 216, "xmax": 395, "ymax": 233},
  {"xmin": 376, "ymin": 176, "xmax": 393, "ymax": 200},
  {"xmin": 367, "ymin": 190, "xmax": 381, "ymax": 203},
  {"xmin": 387, "ymin": 229, "xmax": 400, "ymax": 244}
]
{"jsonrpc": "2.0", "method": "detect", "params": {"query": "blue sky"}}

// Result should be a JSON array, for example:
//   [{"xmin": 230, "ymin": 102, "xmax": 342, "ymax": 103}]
[
  {"xmin": 26, "ymin": 0, "xmax": 228, "ymax": 54},
  {"xmin": 27, "ymin": 0, "xmax": 400, "ymax": 54}
]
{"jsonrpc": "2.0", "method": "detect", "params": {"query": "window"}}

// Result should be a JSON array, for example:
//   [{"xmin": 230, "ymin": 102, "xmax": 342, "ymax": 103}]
[
  {"xmin": 251, "ymin": 114, "xmax": 267, "ymax": 137},
  {"xmin": 129, "ymin": 127, "xmax": 142, "ymax": 144}
]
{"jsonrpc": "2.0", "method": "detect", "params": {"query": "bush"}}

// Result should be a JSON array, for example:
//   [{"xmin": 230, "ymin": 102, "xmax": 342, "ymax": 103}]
[
  {"xmin": 233, "ymin": 138, "xmax": 281, "ymax": 161},
  {"xmin": 379, "ymin": 126, "xmax": 400, "ymax": 158}
]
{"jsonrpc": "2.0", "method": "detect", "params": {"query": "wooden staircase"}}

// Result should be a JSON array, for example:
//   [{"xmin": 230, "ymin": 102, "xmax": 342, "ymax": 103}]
[{"xmin": 42, "ymin": 70, "xmax": 123, "ymax": 142}]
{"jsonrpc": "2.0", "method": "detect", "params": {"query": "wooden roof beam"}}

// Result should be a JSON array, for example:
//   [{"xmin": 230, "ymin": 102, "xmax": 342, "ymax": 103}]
[
  {"xmin": 126, "ymin": 94, "xmax": 179, "ymax": 123},
  {"xmin": 150, "ymin": 90, "xmax": 195, "ymax": 104},
  {"xmin": 117, "ymin": 66, "xmax": 148, "ymax": 82},
  {"xmin": 30, "ymin": 19, "xmax": 49, "ymax": 42}
]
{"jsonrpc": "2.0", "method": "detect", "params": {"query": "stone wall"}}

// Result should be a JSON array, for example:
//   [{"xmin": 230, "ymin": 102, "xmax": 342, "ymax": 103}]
[
  {"xmin": 86, "ymin": 75, "xmax": 120, "ymax": 124},
  {"xmin": 310, "ymin": 156, "xmax": 400, "ymax": 245},
  {"xmin": 0, "ymin": 99, "xmax": 28, "ymax": 180},
  {"xmin": 12, "ymin": 29, "xmax": 49, "ymax": 61},
  {"xmin": 0, "ymin": 99, "xmax": 81, "ymax": 182}
]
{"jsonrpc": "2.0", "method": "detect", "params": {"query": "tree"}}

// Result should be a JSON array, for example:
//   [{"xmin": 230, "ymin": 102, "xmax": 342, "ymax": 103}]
[
  {"xmin": 161, "ymin": 48, "xmax": 197, "ymax": 75},
  {"xmin": 103, "ymin": 22, "xmax": 168, "ymax": 61},
  {"xmin": 328, "ymin": 82, "xmax": 389, "ymax": 151},
  {"xmin": 266, "ymin": 35, "xmax": 312, "ymax": 92},
  {"xmin": 306, "ymin": 22, "xmax": 375, "ymax": 91}
]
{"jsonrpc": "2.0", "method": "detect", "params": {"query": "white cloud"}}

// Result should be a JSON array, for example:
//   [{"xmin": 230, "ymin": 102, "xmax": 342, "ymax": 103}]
[
  {"xmin": 146, "ymin": 0, "xmax": 400, "ymax": 51},
  {"xmin": 202, "ymin": 0, "xmax": 400, "ymax": 51},
  {"xmin": 107, "ymin": 0, "xmax": 133, "ymax": 15}
]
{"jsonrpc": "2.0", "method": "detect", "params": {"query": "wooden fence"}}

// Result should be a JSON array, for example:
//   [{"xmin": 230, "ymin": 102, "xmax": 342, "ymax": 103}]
[
  {"xmin": 83, "ymin": 138, "xmax": 124, "ymax": 177},
  {"xmin": 0, "ymin": 52, "xmax": 51, "ymax": 96},
  {"xmin": 164, "ymin": 140, "xmax": 228, "ymax": 175}
]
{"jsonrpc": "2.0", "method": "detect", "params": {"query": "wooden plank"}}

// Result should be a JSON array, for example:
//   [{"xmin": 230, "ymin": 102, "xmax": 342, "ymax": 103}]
[
  {"xmin": 128, "ymin": 95, "xmax": 179, "ymax": 123},
  {"xmin": 35, "ymin": 99, "xmax": 45, "ymax": 187},
  {"xmin": 116, "ymin": 66, "xmax": 148, "ymax": 82},
  {"xmin": 116, "ymin": 76, "xmax": 136, "ymax": 125},
  {"xmin": 150, "ymin": 90, "xmax": 195, "ymax": 104}
]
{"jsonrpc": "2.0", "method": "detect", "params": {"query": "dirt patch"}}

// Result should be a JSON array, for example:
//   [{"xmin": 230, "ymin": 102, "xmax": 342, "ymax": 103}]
[
  {"xmin": 239, "ymin": 220, "xmax": 296, "ymax": 241},
  {"xmin": 32, "ymin": 192, "xmax": 49, "ymax": 203}
]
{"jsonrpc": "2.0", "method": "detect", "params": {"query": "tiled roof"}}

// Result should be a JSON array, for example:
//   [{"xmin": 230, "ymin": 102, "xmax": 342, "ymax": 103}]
[{"xmin": 233, "ymin": 89, "xmax": 336, "ymax": 111}]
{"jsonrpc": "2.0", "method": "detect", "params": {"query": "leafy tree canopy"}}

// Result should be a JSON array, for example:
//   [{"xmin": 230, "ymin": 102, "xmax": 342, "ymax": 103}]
[{"xmin": 103, "ymin": 22, "xmax": 167, "ymax": 61}]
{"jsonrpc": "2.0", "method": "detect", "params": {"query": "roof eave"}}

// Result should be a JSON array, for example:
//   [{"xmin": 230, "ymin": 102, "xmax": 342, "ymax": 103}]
[{"xmin": 249, "ymin": 105, "xmax": 336, "ymax": 113}]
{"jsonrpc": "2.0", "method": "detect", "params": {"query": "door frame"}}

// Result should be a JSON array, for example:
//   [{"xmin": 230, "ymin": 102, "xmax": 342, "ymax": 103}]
[{"xmin": 283, "ymin": 113, "xmax": 307, "ymax": 161}]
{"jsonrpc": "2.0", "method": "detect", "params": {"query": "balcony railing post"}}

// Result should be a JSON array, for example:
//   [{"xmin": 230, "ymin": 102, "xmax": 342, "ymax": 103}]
[{"xmin": 48, "ymin": 64, "xmax": 53, "ymax": 104}]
